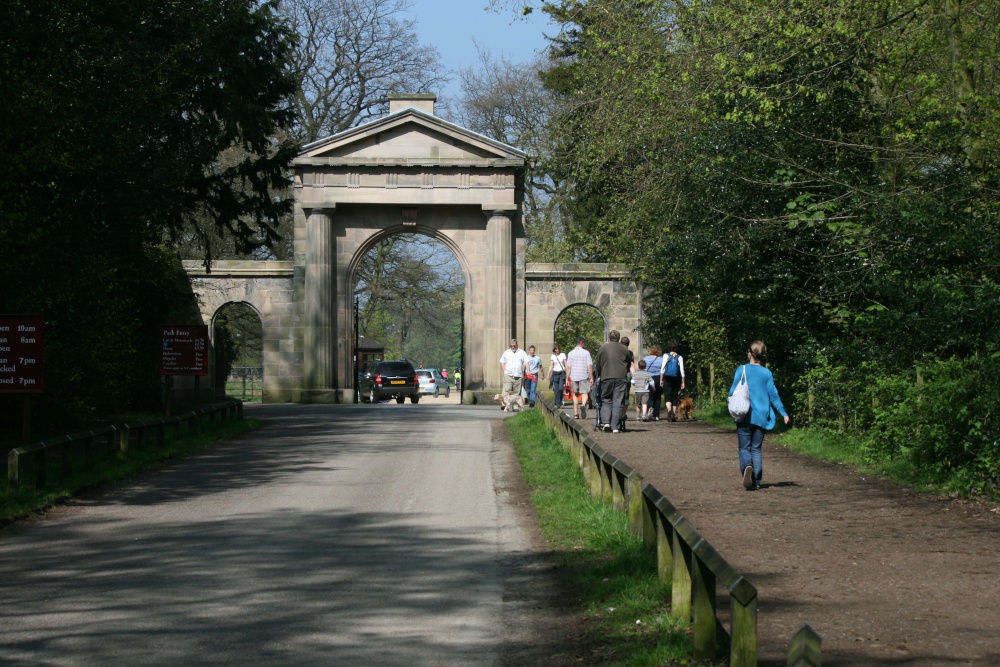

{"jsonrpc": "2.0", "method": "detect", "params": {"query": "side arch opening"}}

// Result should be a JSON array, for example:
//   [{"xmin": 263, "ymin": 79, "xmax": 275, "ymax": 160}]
[{"xmin": 212, "ymin": 302, "xmax": 263, "ymax": 402}]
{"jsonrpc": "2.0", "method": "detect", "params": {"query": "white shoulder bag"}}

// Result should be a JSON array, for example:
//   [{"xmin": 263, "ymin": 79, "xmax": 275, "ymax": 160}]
[{"xmin": 727, "ymin": 365, "xmax": 750, "ymax": 421}]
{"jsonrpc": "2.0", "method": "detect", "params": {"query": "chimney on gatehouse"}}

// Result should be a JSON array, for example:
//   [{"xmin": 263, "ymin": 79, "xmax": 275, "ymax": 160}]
[{"xmin": 388, "ymin": 93, "xmax": 436, "ymax": 116}]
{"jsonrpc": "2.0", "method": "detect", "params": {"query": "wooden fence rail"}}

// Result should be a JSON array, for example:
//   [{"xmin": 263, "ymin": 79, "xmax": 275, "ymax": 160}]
[
  {"xmin": 7, "ymin": 400, "xmax": 243, "ymax": 491},
  {"xmin": 537, "ymin": 396, "xmax": 814, "ymax": 666}
]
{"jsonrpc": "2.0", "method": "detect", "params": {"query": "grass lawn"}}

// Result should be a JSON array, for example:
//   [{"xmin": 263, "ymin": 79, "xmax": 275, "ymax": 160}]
[{"xmin": 505, "ymin": 410, "xmax": 699, "ymax": 666}]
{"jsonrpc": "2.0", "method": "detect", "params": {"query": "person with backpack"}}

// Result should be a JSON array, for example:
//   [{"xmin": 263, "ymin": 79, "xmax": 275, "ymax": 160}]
[{"xmin": 661, "ymin": 340, "xmax": 686, "ymax": 422}]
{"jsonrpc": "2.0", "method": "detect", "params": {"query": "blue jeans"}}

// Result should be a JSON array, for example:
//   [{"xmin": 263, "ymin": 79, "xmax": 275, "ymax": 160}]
[
  {"xmin": 524, "ymin": 376, "xmax": 538, "ymax": 405},
  {"xmin": 737, "ymin": 423, "xmax": 766, "ymax": 486}
]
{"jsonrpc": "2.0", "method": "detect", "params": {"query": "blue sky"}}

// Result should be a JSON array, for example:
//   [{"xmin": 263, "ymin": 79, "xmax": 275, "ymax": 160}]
[{"xmin": 403, "ymin": 1, "xmax": 556, "ymax": 99}]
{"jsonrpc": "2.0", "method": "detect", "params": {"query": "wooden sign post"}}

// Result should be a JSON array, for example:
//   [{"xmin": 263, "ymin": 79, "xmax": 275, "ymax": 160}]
[
  {"xmin": 159, "ymin": 325, "xmax": 209, "ymax": 415},
  {"xmin": 0, "ymin": 314, "xmax": 45, "ymax": 444}
]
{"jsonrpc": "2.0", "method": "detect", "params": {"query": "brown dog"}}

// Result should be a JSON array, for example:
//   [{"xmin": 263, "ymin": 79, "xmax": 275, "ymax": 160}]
[{"xmin": 676, "ymin": 397, "xmax": 694, "ymax": 420}]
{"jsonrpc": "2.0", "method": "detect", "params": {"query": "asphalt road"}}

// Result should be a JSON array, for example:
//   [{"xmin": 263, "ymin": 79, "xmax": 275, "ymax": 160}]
[{"xmin": 0, "ymin": 402, "xmax": 566, "ymax": 666}]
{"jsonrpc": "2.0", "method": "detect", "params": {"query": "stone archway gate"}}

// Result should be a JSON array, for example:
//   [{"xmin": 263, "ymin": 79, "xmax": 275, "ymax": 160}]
[{"xmin": 185, "ymin": 95, "xmax": 642, "ymax": 402}]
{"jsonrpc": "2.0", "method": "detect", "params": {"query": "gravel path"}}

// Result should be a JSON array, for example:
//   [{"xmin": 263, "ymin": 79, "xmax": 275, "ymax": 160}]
[{"xmin": 572, "ymin": 410, "xmax": 1000, "ymax": 666}]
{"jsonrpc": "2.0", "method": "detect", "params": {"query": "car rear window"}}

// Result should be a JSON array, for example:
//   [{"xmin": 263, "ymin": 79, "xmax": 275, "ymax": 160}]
[
  {"xmin": 417, "ymin": 370, "xmax": 432, "ymax": 378},
  {"xmin": 381, "ymin": 362, "xmax": 413, "ymax": 375}
]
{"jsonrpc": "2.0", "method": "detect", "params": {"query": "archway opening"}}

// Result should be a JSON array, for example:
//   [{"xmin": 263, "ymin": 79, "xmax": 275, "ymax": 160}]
[
  {"xmin": 213, "ymin": 302, "xmax": 263, "ymax": 402},
  {"xmin": 353, "ymin": 233, "xmax": 465, "ymax": 400},
  {"xmin": 554, "ymin": 304, "xmax": 606, "ymax": 352}
]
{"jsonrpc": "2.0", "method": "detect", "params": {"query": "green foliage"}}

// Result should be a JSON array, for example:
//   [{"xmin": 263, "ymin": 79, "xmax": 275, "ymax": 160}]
[
  {"xmin": 865, "ymin": 357, "xmax": 1000, "ymax": 496},
  {"xmin": 0, "ymin": 0, "xmax": 298, "ymax": 428},
  {"xmin": 790, "ymin": 356, "xmax": 1000, "ymax": 497},
  {"xmin": 554, "ymin": 304, "xmax": 606, "ymax": 352},
  {"xmin": 539, "ymin": 0, "xmax": 1000, "ymax": 495}
]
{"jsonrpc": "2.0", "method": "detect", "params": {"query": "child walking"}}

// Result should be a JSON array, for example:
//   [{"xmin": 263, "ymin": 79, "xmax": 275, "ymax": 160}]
[{"xmin": 631, "ymin": 359, "xmax": 652, "ymax": 421}]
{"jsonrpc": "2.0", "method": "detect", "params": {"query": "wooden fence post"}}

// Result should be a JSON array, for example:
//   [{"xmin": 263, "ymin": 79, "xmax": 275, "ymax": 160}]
[
  {"xmin": 671, "ymin": 519, "xmax": 694, "ymax": 621},
  {"xmin": 627, "ymin": 471, "xmax": 644, "ymax": 537},
  {"xmin": 34, "ymin": 447, "xmax": 46, "ymax": 488},
  {"xmin": 787, "ymin": 624, "xmax": 821, "ymax": 667},
  {"xmin": 119, "ymin": 424, "xmax": 131, "ymax": 454},
  {"xmin": 730, "ymin": 576, "xmax": 759, "ymax": 667},
  {"xmin": 691, "ymin": 539, "xmax": 718, "ymax": 660},
  {"xmin": 656, "ymin": 510, "xmax": 674, "ymax": 584},
  {"xmin": 8, "ymin": 449, "xmax": 20, "ymax": 490}
]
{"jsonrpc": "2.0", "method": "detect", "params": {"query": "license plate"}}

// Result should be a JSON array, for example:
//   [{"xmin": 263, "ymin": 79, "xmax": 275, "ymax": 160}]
[{"xmin": 390, "ymin": 380, "xmax": 406, "ymax": 385}]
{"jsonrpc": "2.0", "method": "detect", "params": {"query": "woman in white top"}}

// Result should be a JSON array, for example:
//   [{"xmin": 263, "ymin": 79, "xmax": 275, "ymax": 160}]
[{"xmin": 549, "ymin": 344, "xmax": 568, "ymax": 407}]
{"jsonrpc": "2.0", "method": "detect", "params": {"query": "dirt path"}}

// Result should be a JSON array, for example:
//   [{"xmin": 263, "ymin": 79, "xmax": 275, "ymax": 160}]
[{"xmin": 579, "ymin": 412, "xmax": 1000, "ymax": 666}]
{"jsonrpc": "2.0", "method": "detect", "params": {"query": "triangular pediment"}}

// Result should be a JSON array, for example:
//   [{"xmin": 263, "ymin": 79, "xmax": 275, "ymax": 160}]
[{"xmin": 294, "ymin": 108, "xmax": 528, "ymax": 166}]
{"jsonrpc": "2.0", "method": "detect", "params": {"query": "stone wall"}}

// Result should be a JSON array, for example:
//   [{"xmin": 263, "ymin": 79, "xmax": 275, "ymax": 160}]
[{"xmin": 522, "ymin": 263, "xmax": 643, "ymax": 365}]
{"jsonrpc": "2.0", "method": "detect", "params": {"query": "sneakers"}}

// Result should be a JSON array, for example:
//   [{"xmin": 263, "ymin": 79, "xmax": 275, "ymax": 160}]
[
  {"xmin": 612, "ymin": 429, "xmax": 619, "ymax": 433},
  {"xmin": 580, "ymin": 404, "xmax": 587, "ymax": 420},
  {"xmin": 603, "ymin": 423, "xmax": 611, "ymax": 433},
  {"xmin": 742, "ymin": 465, "xmax": 754, "ymax": 490}
]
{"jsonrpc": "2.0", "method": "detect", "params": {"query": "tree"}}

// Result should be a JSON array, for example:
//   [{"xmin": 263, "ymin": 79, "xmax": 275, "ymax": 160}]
[
  {"xmin": 171, "ymin": 0, "xmax": 449, "ymax": 262},
  {"xmin": 0, "ymin": 0, "xmax": 299, "ymax": 422},
  {"xmin": 457, "ymin": 48, "xmax": 574, "ymax": 261},
  {"xmin": 354, "ymin": 236, "xmax": 463, "ymax": 362},
  {"xmin": 554, "ymin": 305, "xmax": 605, "ymax": 353},
  {"xmin": 537, "ymin": 0, "xmax": 1000, "ymax": 490},
  {"xmin": 281, "ymin": 0, "xmax": 449, "ymax": 144}
]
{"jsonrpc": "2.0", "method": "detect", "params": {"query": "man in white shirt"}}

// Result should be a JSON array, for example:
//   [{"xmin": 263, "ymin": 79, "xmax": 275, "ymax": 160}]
[
  {"xmin": 565, "ymin": 337, "xmax": 594, "ymax": 420},
  {"xmin": 499, "ymin": 338, "xmax": 529, "ymax": 399}
]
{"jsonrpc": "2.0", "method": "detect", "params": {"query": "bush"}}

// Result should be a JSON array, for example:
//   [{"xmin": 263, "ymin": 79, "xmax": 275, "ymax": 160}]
[
  {"xmin": 865, "ymin": 356, "xmax": 1000, "ymax": 496},
  {"xmin": 792, "ymin": 354, "xmax": 877, "ymax": 432},
  {"xmin": 794, "ymin": 354, "xmax": 1000, "ymax": 496}
]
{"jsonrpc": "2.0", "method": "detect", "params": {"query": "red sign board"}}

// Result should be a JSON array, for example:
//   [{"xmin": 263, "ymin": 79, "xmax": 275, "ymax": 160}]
[
  {"xmin": 160, "ymin": 325, "xmax": 209, "ymax": 376},
  {"xmin": 0, "ymin": 314, "xmax": 44, "ymax": 393}
]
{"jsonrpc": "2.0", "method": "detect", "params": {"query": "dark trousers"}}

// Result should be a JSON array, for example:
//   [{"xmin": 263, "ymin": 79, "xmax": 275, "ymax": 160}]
[
  {"xmin": 649, "ymin": 376, "xmax": 663, "ymax": 418},
  {"xmin": 550, "ymin": 371, "xmax": 566, "ymax": 406},
  {"xmin": 600, "ymin": 378, "xmax": 627, "ymax": 429}
]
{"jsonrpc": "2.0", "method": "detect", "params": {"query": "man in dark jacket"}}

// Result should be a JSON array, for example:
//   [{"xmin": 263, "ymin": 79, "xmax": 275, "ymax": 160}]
[{"xmin": 596, "ymin": 330, "xmax": 630, "ymax": 432}]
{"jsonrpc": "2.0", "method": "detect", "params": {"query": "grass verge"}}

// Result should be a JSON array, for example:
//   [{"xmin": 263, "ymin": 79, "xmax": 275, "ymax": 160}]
[
  {"xmin": 0, "ymin": 418, "xmax": 259, "ymax": 522},
  {"xmin": 505, "ymin": 409, "xmax": 696, "ymax": 666}
]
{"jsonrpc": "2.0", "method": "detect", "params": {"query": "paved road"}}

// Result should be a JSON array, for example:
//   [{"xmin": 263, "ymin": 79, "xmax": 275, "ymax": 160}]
[{"xmin": 0, "ymin": 403, "xmax": 565, "ymax": 666}]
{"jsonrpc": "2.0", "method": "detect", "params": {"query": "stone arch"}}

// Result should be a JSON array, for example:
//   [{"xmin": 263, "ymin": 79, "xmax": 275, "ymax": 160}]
[
  {"xmin": 345, "ymin": 222, "xmax": 469, "ymax": 393},
  {"xmin": 181, "ymin": 96, "xmax": 643, "ymax": 403},
  {"xmin": 210, "ymin": 301, "xmax": 264, "ymax": 400},
  {"xmin": 346, "ymin": 222, "xmax": 472, "ymax": 293},
  {"xmin": 552, "ymin": 302, "xmax": 609, "ymax": 347},
  {"xmin": 209, "ymin": 300, "xmax": 263, "ymax": 337},
  {"xmin": 523, "ymin": 264, "xmax": 643, "ymax": 366},
  {"xmin": 183, "ymin": 261, "xmax": 296, "ymax": 401}
]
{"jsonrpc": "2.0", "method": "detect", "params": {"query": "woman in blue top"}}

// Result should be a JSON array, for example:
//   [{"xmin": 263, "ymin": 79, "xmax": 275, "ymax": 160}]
[{"xmin": 729, "ymin": 340, "xmax": 790, "ymax": 491}]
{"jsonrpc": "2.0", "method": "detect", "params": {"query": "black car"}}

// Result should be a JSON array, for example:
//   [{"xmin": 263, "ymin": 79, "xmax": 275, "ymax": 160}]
[{"xmin": 360, "ymin": 359, "xmax": 420, "ymax": 404}]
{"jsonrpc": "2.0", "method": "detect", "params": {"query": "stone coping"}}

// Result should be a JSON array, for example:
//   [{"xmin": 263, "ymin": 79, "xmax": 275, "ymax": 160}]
[{"xmin": 182, "ymin": 260, "xmax": 294, "ymax": 278}]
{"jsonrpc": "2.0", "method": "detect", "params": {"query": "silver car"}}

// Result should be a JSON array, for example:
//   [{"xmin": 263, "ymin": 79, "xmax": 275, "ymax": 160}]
[{"xmin": 416, "ymin": 368, "xmax": 450, "ymax": 398}]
